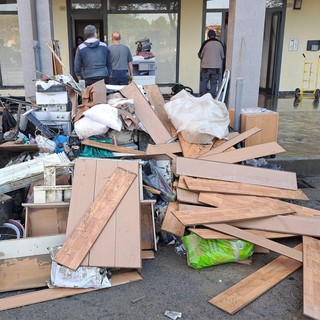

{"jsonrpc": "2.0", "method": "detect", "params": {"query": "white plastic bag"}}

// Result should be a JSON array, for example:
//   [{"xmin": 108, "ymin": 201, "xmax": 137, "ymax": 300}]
[
  {"xmin": 74, "ymin": 116, "xmax": 109, "ymax": 140},
  {"xmin": 83, "ymin": 103, "xmax": 123, "ymax": 131},
  {"xmin": 164, "ymin": 90, "xmax": 230, "ymax": 144},
  {"xmin": 35, "ymin": 135, "xmax": 56, "ymax": 153}
]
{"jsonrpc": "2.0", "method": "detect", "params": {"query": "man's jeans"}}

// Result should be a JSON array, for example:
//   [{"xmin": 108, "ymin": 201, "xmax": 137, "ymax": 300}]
[
  {"xmin": 110, "ymin": 70, "xmax": 129, "ymax": 85},
  {"xmin": 200, "ymin": 68, "xmax": 220, "ymax": 98}
]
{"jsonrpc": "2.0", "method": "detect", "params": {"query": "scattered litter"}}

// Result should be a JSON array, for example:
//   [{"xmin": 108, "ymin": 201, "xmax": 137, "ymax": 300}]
[{"xmin": 164, "ymin": 310, "xmax": 182, "ymax": 320}]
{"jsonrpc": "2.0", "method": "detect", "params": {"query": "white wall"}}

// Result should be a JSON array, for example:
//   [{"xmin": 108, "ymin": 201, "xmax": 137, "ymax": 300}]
[
  {"xmin": 280, "ymin": 0, "xmax": 320, "ymax": 92},
  {"xmin": 179, "ymin": 0, "xmax": 203, "ymax": 93},
  {"xmin": 52, "ymin": 0, "xmax": 70, "ymax": 73}
]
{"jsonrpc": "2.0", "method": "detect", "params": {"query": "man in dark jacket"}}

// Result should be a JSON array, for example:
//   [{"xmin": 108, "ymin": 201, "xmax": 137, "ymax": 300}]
[
  {"xmin": 74, "ymin": 25, "xmax": 112, "ymax": 86},
  {"xmin": 198, "ymin": 29, "xmax": 225, "ymax": 98}
]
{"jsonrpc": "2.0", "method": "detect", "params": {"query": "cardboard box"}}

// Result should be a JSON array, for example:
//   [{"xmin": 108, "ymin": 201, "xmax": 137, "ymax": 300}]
[{"xmin": 228, "ymin": 107, "xmax": 279, "ymax": 147}]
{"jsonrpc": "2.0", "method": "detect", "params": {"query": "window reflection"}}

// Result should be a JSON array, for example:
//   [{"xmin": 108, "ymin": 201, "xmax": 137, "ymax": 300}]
[{"xmin": 108, "ymin": 12, "xmax": 177, "ymax": 84}]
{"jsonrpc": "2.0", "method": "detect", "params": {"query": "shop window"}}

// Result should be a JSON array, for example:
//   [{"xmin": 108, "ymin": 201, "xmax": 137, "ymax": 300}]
[
  {"xmin": 108, "ymin": 12, "xmax": 178, "ymax": 84},
  {"xmin": 71, "ymin": 0, "xmax": 102, "ymax": 10},
  {"xmin": 0, "ymin": 13, "xmax": 23, "ymax": 86}
]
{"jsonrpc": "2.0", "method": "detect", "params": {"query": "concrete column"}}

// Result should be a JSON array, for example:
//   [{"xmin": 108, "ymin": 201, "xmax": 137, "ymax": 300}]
[
  {"xmin": 17, "ymin": 0, "xmax": 54, "ymax": 100},
  {"xmin": 226, "ymin": 0, "xmax": 265, "ymax": 108}
]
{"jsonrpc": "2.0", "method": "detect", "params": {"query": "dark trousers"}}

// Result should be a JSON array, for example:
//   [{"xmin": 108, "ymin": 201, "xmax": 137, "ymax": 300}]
[
  {"xmin": 199, "ymin": 68, "xmax": 221, "ymax": 98},
  {"xmin": 85, "ymin": 76, "xmax": 109, "ymax": 87},
  {"xmin": 109, "ymin": 70, "xmax": 129, "ymax": 86}
]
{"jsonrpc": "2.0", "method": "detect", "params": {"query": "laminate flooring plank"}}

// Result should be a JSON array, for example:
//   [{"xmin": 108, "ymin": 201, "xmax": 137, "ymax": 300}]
[
  {"xmin": 233, "ymin": 215, "xmax": 320, "ymax": 237},
  {"xmin": 0, "ymin": 271, "xmax": 142, "ymax": 311},
  {"xmin": 189, "ymin": 228, "xmax": 296, "ymax": 240},
  {"xmin": 209, "ymin": 244, "xmax": 302, "ymax": 314},
  {"xmin": 184, "ymin": 176, "xmax": 307, "ymax": 200},
  {"xmin": 144, "ymin": 85, "xmax": 174, "ymax": 134},
  {"xmin": 176, "ymin": 157, "xmax": 298, "ymax": 190},
  {"xmin": 121, "ymin": 82, "xmax": 171, "ymax": 144},
  {"xmin": 200, "ymin": 127, "xmax": 261, "ymax": 158},
  {"xmin": 303, "ymin": 236, "xmax": 320, "ymax": 319},
  {"xmin": 173, "ymin": 203, "xmax": 294, "ymax": 225},
  {"xmin": 161, "ymin": 201, "xmax": 185, "ymax": 237},
  {"xmin": 205, "ymin": 224, "xmax": 302, "ymax": 262},
  {"xmin": 201, "ymin": 142, "xmax": 285, "ymax": 163},
  {"xmin": 178, "ymin": 132, "xmax": 213, "ymax": 158},
  {"xmin": 54, "ymin": 167, "xmax": 137, "ymax": 270}
]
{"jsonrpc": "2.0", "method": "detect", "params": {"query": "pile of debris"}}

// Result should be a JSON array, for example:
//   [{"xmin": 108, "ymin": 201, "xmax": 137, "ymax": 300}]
[{"xmin": 0, "ymin": 81, "xmax": 319, "ymax": 319}]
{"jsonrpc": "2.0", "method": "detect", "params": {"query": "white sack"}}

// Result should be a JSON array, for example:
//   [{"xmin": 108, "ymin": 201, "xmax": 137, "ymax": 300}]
[
  {"xmin": 164, "ymin": 90, "xmax": 230, "ymax": 144},
  {"xmin": 83, "ymin": 103, "xmax": 123, "ymax": 131},
  {"xmin": 74, "ymin": 116, "xmax": 109, "ymax": 140}
]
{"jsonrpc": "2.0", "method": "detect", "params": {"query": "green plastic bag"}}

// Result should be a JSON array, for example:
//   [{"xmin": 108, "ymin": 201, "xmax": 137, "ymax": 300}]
[
  {"xmin": 181, "ymin": 233, "xmax": 254, "ymax": 269},
  {"xmin": 80, "ymin": 138, "xmax": 114, "ymax": 158}
]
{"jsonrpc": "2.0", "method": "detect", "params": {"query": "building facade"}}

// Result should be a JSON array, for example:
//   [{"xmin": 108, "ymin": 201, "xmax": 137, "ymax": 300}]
[{"xmin": 0, "ymin": 0, "xmax": 319, "ymax": 108}]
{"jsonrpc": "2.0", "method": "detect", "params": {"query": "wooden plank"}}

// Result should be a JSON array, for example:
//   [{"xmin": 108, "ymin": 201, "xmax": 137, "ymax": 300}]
[
  {"xmin": 66, "ymin": 159, "xmax": 141, "ymax": 269},
  {"xmin": 200, "ymin": 127, "xmax": 261, "ymax": 158},
  {"xmin": 189, "ymin": 228, "xmax": 296, "ymax": 240},
  {"xmin": 209, "ymin": 244, "xmax": 302, "ymax": 314},
  {"xmin": 201, "ymin": 142, "xmax": 285, "ymax": 163},
  {"xmin": 232, "ymin": 215, "xmax": 320, "ymax": 237},
  {"xmin": 82, "ymin": 139, "xmax": 146, "ymax": 155},
  {"xmin": 184, "ymin": 176, "xmax": 307, "ymax": 200},
  {"xmin": 303, "ymin": 236, "xmax": 320, "ymax": 319},
  {"xmin": 0, "ymin": 141, "xmax": 39, "ymax": 152},
  {"xmin": 121, "ymin": 82, "xmax": 172, "ymax": 144},
  {"xmin": 205, "ymin": 224, "xmax": 302, "ymax": 262},
  {"xmin": 54, "ymin": 167, "xmax": 137, "ymax": 270},
  {"xmin": 176, "ymin": 188, "xmax": 201, "ymax": 205},
  {"xmin": 177, "ymin": 132, "xmax": 213, "ymax": 159},
  {"xmin": 141, "ymin": 250, "xmax": 155, "ymax": 260},
  {"xmin": 144, "ymin": 84, "xmax": 174, "ymax": 134},
  {"xmin": 176, "ymin": 157, "xmax": 298, "ymax": 190},
  {"xmin": 0, "ymin": 270, "xmax": 142, "ymax": 311},
  {"xmin": 146, "ymin": 141, "xmax": 182, "ymax": 155},
  {"xmin": 173, "ymin": 203, "xmax": 294, "ymax": 226},
  {"xmin": 0, "ymin": 255, "xmax": 51, "ymax": 292},
  {"xmin": 0, "ymin": 235, "xmax": 65, "ymax": 259},
  {"xmin": 161, "ymin": 201, "xmax": 185, "ymax": 237}
]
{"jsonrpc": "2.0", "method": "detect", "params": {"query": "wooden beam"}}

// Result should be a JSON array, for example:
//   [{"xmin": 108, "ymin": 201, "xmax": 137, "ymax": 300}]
[
  {"xmin": 82, "ymin": 139, "xmax": 146, "ymax": 155},
  {"xmin": 200, "ymin": 142, "xmax": 285, "ymax": 163},
  {"xmin": 0, "ymin": 270, "xmax": 142, "ymax": 311},
  {"xmin": 209, "ymin": 244, "xmax": 302, "ymax": 314},
  {"xmin": 303, "ymin": 236, "xmax": 320, "ymax": 319},
  {"xmin": 121, "ymin": 82, "xmax": 172, "ymax": 144},
  {"xmin": 173, "ymin": 203, "xmax": 294, "ymax": 226},
  {"xmin": 54, "ymin": 168, "xmax": 137, "ymax": 270},
  {"xmin": 205, "ymin": 224, "xmax": 302, "ymax": 262},
  {"xmin": 176, "ymin": 157, "xmax": 298, "ymax": 190},
  {"xmin": 184, "ymin": 176, "xmax": 308, "ymax": 200},
  {"xmin": 200, "ymin": 127, "xmax": 261, "ymax": 158}
]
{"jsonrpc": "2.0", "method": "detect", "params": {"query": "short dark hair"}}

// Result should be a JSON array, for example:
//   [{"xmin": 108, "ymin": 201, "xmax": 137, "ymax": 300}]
[
  {"xmin": 208, "ymin": 29, "xmax": 216, "ymax": 38},
  {"xmin": 84, "ymin": 25, "xmax": 96, "ymax": 39}
]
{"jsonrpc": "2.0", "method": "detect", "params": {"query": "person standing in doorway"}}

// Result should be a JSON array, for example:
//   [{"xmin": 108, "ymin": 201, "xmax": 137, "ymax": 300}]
[
  {"xmin": 109, "ymin": 31, "xmax": 134, "ymax": 85},
  {"xmin": 198, "ymin": 29, "xmax": 225, "ymax": 98},
  {"xmin": 74, "ymin": 25, "xmax": 112, "ymax": 86}
]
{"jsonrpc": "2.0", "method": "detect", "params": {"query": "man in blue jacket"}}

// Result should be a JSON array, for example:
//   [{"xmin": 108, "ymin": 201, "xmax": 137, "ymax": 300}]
[{"xmin": 74, "ymin": 25, "xmax": 112, "ymax": 86}]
